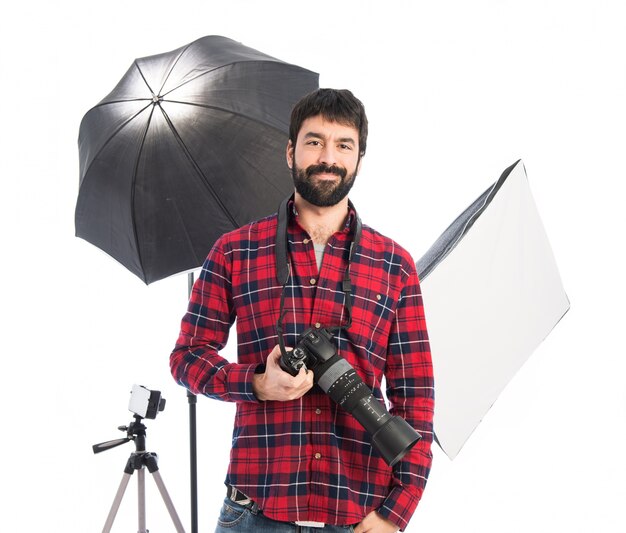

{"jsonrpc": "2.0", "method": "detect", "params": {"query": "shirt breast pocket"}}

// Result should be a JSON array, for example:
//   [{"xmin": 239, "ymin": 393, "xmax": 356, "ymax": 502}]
[{"xmin": 349, "ymin": 282, "xmax": 395, "ymax": 351}]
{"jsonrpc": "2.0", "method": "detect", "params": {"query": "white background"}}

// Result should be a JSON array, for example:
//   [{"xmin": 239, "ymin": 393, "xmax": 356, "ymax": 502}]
[{"xmin": 1, "ymin": 1, "xmax": 624, "ymax": 531}]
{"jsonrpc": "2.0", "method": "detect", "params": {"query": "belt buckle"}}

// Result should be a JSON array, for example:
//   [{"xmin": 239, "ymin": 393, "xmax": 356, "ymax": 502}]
[
  {"xmin": 227, "ymin": 485, "xmax": 253, "ymax": 507},
  {"xmin": 295, "ymin": 521, "xmax": 326, "ymax": 527}
]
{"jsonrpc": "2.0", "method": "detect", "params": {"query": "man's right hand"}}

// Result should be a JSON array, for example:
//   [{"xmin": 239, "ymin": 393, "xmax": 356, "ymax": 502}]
[{"xmin": 252, "ymin": 345, "xmax": 314, "ymax": 401}]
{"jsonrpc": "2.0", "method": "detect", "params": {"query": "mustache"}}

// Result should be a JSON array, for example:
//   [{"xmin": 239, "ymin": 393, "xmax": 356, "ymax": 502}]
[{"xmin": 305, "ymin": 164, "xmax": 347, "ymax": 180}]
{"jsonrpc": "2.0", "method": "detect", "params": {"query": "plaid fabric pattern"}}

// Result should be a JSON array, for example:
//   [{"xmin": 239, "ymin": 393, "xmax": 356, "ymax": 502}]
[{"xmin": 170, "ymin": 204, "xmax": 434, "ymax": 530}]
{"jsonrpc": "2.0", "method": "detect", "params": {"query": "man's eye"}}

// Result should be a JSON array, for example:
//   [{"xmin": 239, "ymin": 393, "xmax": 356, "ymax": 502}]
[{"xmin": 339, "ymin": 144, "xmax": 352, "ymax": 150}]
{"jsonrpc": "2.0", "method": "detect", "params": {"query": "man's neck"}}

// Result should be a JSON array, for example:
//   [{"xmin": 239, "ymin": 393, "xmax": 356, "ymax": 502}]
[{"xmin": 293, "ymin": 193, "xmax": 349, "ymax": 245}]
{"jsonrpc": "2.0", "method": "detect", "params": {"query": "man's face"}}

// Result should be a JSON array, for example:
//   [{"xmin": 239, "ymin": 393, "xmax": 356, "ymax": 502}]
[{"xmin": 287, "ymin": 115, "xmax": 361, "ymax": 207}]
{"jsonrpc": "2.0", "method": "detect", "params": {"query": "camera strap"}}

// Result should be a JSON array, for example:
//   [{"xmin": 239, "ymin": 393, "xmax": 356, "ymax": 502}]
[{"xmin": 275, "ymin": 195, "xmax": 362, "ymax": 345}]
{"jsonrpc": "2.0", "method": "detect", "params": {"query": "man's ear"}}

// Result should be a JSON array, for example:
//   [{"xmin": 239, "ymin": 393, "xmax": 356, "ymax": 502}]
[{"xmin": 286, "ymin": 140, "xmax": 294, "ymax": 169}]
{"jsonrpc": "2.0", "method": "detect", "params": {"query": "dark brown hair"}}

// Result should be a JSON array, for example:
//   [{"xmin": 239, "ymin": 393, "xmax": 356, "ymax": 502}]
[{"xmin": 289, "ymin": 88, "xmax": 368, "ymax": 156}]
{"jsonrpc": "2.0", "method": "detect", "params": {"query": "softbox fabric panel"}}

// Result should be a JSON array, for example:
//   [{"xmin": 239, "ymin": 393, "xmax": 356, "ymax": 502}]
[{"xmin": 417, "ymin": 160, "xmax": 570, "ymax": 459}]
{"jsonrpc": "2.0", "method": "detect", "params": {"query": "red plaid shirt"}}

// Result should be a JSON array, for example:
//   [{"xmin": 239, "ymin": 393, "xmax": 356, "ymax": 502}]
[{"xmin": 170, "ymin": 202, "xmax": 434, "ymax": 530}]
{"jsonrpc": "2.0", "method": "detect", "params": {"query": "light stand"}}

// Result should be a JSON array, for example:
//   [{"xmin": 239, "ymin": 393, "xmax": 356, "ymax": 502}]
[{"xmin": 187, "ymin": 271, "xmax": 199, "ymax": 533}]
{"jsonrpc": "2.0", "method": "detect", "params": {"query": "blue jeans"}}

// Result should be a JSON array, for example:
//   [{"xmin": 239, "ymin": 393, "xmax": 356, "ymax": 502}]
[{"xmin": 215, "ymin": 498, "xmax": 356, "ymax": 533}]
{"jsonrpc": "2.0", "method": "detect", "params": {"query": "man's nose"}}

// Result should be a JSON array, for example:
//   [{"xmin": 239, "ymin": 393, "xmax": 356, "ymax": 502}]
[{"xmin": 318, "ymin": 144, "xmax": 338, "ymax": 166}]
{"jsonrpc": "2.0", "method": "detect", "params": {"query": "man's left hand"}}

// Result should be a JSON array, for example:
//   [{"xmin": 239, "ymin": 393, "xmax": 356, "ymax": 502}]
[{"xmin": 353, "ymin": 510, "xmax": 400, "ymax": 533}]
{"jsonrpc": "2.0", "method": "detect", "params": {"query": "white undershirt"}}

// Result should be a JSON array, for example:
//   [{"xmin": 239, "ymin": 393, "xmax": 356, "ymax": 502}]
[{"xmin": 313, "ymin": 242, "xmax": 325, "ymax": 271}]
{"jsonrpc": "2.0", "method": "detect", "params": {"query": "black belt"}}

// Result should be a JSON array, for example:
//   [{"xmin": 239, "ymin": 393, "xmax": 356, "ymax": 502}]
[{"xmin": 225, "ymin": 486, "xmax": 326, "ymax": 527}]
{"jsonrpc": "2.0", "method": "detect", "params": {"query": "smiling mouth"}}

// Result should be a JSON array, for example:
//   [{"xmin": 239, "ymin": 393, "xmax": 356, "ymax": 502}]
[
  {"xmin": 313, "ymin": 172, "xmax": 340, "ymax": 181},
  {"xmin": 305, "ymin": 164, "xmax": 347, "ymax": 181}
]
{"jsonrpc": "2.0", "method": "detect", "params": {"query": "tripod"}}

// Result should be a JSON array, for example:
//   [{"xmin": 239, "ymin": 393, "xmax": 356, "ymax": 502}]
[{"xmin": 93, "ymin": 415, "xmax": 186, "ymax": 533}]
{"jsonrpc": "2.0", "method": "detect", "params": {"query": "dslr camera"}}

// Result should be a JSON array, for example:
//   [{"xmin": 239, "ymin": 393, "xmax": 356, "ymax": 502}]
[{"xmin": 279, "ymin": 326, "xmax": 421, "ymax": 466}]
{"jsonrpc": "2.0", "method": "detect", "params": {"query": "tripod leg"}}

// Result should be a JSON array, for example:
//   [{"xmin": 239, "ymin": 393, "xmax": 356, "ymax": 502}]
[
  {"xmin": 102, "ymin": 472, "xmax": 132, "ymax": 533},
  {"xmin": 138, "ymin": 468, "xmax": 147, "ymax": 533},
  {"xmin": 151, "ymin": 470, "xmax": 186, "ymax": 533}
]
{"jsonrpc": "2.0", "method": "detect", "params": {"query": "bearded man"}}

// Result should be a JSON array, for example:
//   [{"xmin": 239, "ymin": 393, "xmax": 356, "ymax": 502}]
[{"xmin": 170, "ymin": 88, "xmax": 434, "ymax": 533}]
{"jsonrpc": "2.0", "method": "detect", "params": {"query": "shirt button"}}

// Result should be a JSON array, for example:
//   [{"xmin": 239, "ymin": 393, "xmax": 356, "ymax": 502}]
[
  {"xmin": 303, "ymin": 238, "xmax": 310, "ymax": 244},
  {"xmin": 315, "ymin": 408, "xmax": 322, "ymax": 415},
  {"xmin": 309, "ymin": 278, "xmax": 317, "ymax": 285},
  {"xmin": 376, "ymin": 294, "xmax": 382, "ymax": 301},
  {"xmin": 314, "ymin": 322, "xmax": 321, "ymax": 329},
  {"xmin": 314, "ymin": 453, "xmax": 322, "ymax": 459}
]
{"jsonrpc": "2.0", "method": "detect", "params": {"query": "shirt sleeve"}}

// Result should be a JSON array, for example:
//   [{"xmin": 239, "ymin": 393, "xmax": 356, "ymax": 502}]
[
  {"xmin": 377, "ymin": 265, "xmax": 435, "ymax": 531},
  {"xmin": 169, "ymin": 237, "xmax": 259, "ymax": 403}
]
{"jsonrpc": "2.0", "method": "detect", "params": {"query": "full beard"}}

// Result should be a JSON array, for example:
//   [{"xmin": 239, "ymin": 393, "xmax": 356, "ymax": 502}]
[{"xmin": 292, "ymin": 162, "xmax": 357, "ymax": 207}]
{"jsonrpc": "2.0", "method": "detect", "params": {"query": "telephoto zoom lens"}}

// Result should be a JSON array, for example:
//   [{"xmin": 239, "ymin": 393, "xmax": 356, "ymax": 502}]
[{"xmin": 306, "ymin": 335, "xmax": 422, "ymax": 467}]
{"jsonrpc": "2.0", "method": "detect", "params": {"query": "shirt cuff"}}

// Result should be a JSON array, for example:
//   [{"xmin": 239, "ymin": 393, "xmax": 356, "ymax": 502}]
[
  {"xmin": 225, "ymin": 363, "xmax": 260, "ymax": 403},
  {"xmin": 377, "ymin": 483, "xmax": 420, "ymax": 531}
]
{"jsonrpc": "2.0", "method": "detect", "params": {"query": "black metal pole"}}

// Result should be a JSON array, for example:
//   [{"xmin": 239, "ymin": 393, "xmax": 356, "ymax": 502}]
[{"xmin": 187, "ymin": 272, "xmax": 198, "ymax": 533}]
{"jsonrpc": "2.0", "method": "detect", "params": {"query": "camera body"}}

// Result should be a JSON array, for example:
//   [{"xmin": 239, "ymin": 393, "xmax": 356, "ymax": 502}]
[{"xmin": 279, "ymin": 326, "xmax": 335, "ymax": 376}]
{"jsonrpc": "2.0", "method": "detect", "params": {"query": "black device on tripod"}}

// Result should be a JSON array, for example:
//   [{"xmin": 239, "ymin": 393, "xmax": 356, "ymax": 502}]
[{"xmin": 93, "ymin": 385, "xmax": 185, "ymax": 533}]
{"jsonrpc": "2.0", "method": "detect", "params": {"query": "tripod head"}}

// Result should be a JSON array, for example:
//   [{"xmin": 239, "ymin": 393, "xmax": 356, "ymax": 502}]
[{"xmin": 93, "ymin": 414, "xmax": 149, "ymax": 454}]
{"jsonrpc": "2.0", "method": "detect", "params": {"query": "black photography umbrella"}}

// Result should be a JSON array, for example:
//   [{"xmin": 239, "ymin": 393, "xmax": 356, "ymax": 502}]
[
  {"xmin": 76, "ymin": 35, "xmax": 318, "ymax": 284},
  {"xmin": 75, "ymin": 35, "xmax": 318, "ymax": 532}
]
